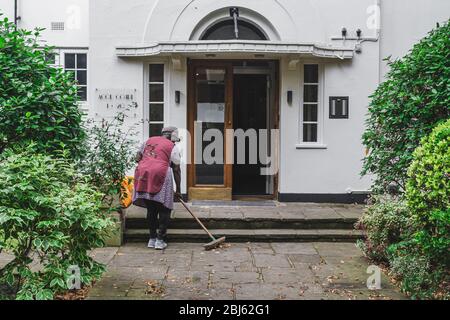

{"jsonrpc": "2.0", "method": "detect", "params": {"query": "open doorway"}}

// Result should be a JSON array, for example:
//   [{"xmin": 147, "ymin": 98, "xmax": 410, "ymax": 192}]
[{"xmin": 232, "ymin": 61, "xmax": 277, "ymax": 198}]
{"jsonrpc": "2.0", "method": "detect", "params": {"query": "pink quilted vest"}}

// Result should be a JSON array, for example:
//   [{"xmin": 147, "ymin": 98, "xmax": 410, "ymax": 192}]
[{"xmin": 134, "ymin": 136, "xmax": 175, "ymax": 194}]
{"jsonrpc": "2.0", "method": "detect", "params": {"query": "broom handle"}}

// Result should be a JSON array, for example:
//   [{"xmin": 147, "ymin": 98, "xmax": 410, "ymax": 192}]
[{"xmin": 177, "ymin": 196, "xmax": 216, "ymax": 240}]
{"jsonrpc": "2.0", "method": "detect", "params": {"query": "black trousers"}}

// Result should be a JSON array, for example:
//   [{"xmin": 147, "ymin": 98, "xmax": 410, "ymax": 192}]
[{"xmin": 145, "ymin": 200, "xmax": 171, "ymax": 241}]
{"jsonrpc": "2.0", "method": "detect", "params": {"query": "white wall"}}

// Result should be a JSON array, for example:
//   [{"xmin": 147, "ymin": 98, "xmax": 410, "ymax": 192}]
[
  {"xmin": 380, "ymin": 0, "xmax": 450, "ymax": 78},
  {"xmin": 0, "ymin": 0, "xmax": 13, "ymax": 18},
  {"xmin": 0, "ymin": 0, "xmax": 89, "ymax": 47}
]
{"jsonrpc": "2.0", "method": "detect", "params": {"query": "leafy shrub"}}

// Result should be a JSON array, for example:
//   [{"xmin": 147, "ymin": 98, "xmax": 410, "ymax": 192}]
[
  {"xmin": 387, "ymin": 246, "xmax": 441, "ymax": 300},
  {"xmin": 362, "ymin": 21, "xmax": 450, "ymax": 193},
  {"xmin": 0, "ymin": 145, "xmax": 114, "ymax": 300},
  {"xmin": 406, "ymin": 119, "xmax": 450, "ymax": 214},
  {"xmin": 0, "ymin": 15, "xmax": 86, "ymax": 158},
  {"xmin": 356, "ymin": 195, "xmax": 413, "ymax": 262},
  {"xmin": 78, "ymin": 109, "xmax": 138, "ymax": 207},
  {"xmin": 388, "ymin": 232, "xmax": 449, "ymax": 300},
  {"xmin": 406, "ymin": 120, "xmax": 450, "ymax": 270},
  {"xmin": 384, "ymin": 121, "xmax": 450, "ymax": 299}
]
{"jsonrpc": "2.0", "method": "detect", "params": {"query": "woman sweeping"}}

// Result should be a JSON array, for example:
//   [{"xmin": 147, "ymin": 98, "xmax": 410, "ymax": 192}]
[{"xmin": 133, "ymin": 127, "xmax": 181, "ymax": 250}]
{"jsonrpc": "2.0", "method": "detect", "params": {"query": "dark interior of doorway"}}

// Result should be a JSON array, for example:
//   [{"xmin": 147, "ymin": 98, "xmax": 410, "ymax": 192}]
[{"xmin": 233, "ymin": 73, "xmax": 269, "ymax": 196}]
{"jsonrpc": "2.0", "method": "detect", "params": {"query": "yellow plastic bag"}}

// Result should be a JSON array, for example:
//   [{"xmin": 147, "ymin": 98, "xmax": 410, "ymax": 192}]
[{"xmin": 120, "ymin": 176, "xmax": 134, "ymax": 208}]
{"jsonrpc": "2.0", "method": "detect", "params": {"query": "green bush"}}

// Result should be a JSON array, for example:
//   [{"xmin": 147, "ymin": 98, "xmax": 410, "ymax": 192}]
[
  {"xmin": 381, "ymin": 121, "xmax": 450, "ymax": 300},
  {"xmin": 78, "ymin": 110, "xmax": 138, "ymax": 207},
  {"xmin": 406, "ymin": 119, "xmax": 450, "ymax": 214},
  {"xmin": 356, "ymin": 195, "xmax": 413, "ymax": 263},
  {"xmin": 388, "ymin": 230, "xmax": 449, "ymax": 300},
  {"xmin": 0, "ymin": 145, "xmax": 114, "ymax": 300},
  {"xmin": 385, "ymin": 121, "xmax": 450, "ymax": 299},
  {"xmin": 406, "ymin": 119, "xmax": 450, "ymax": 269},
  {"xmin": 387, "ymin": 246, "xmax": 443, "ymax": 300},
  {"xmin": 362, "ymin": 21, "xmax": 450, "ymax": 193},
  {"xmin": 0, "ymin": 15, "xmax": 85, "ymax": 158}
]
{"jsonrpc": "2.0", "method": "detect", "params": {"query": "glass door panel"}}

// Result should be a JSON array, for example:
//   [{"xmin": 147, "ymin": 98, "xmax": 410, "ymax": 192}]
[{"xmin": 194, "ymin": 67, "xmax": 226, "ymax": 185}]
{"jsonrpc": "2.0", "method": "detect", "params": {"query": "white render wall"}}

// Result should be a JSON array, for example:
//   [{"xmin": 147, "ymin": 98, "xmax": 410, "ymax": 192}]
[
  {"xmin": 380, "ymin": 0, "xmax": 450, "ymax": 78},
  {"xmin": 0, "ymin": 0, "xmax": 89, "ymax": 47},
  {"xmin": 1, "ymin": 0, "xmax": 449, "ymax": 196}
]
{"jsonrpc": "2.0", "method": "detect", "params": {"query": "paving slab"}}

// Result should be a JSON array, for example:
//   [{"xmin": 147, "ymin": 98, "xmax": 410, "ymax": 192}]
[
  {"xmin": 288, "ymin": 254, "xmax": 323, "ymax": 265},
  {"xmin": 89, "ymin": 247, "xmax": 118, "ymax": 265},
  {"xmin": 313, "ymin": 242, "xmax": 363, "ymax": 257},
  {"xmin": 245, "ymin": 242, "xmax": 275, "ymax": 254},
  {"xmin": 233, "ymin": 283, "xmax": 319, "ymax": 300},
  {"xmin": 302, "ymin": 207, "xmax": 342, "ymax": 219},
  {"xmin": 253, "ymin": 253, "xmax": 293, "ymax": 268},
  {"xmin": 278, "ymin": 211, "xmax": 306, "ymax": 220},
  {"xmin": 210, "ymin": 271, "xmax": 262, "ymax": 284},
  {"xmin": 270, "ymin": 243, "xmax": 318, "ymax": 255},
  {"xmin": 334, "ymin": 206, "xmax": 364, "ymax": 219},
  {"xmin": 234, "ymin": 261, "xmax": 258, "ymax": 272},
  {"xmin": 0, "ymin": 253, "xmax": 14, "ymax": 269},
  {"xmin": 165, "ymin": 269, "xmax": 210, "ymax": 289},
  {"xmin": 261, "ymin": 268, "xmax": 316, "ymax": 284},
  {"xmin": 210, "ymin": 210, "xmax": 245, "ymax": 219},
  {"xmin": 243, "ymin": 210, "xmax": 282, "ymax": 220},
  {"xmin": 109, "ymin": 253, "xmax": 164, "ymax": 268}
]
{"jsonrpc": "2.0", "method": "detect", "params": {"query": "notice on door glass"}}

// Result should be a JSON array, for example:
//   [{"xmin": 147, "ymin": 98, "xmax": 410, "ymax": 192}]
[{"xmin": 197, "ymin": 103, "xmax": 225, "ymax": 123}]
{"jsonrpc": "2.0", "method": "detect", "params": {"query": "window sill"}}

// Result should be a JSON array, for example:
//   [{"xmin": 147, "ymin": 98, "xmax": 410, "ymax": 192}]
[{"xmin": 296, "ymin": 143, "xmax": 327, "ymax": 150}]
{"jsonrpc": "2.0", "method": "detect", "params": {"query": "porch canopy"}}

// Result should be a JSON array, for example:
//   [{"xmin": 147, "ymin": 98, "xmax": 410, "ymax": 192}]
[{"xmin": 115, "ymin": 40, "xmax": 354, "ymax": 60}]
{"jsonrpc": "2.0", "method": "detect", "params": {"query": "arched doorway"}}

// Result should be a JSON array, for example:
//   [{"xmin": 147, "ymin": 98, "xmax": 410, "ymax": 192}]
[{"xmin": 186, "ymin": 8, "xmax": 279, "ymax": 201}]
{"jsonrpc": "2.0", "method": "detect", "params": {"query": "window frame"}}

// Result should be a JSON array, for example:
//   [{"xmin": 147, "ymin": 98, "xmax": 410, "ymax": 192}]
[
  {"xmin": 62, "ymin": 50, "xmax": 89, "ymax": 104},
  {"xmin": 297, "ymin": 63, "xmax": 326, "ymax": 149},
  {"xmin": 144, "ymin": 62, "xmax": 167, "ymax": 139}
]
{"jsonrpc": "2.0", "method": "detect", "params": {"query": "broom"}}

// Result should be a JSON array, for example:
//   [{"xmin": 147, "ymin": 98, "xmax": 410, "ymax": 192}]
[{"xmin": 176, "ymin": 195, "xmax": 226, "ymax": 250}]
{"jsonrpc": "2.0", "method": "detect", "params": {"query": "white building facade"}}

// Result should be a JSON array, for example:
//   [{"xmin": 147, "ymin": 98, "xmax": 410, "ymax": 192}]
[{"xmin": 1, "ymin": 0, "xmax": 449, "ymax": 202}]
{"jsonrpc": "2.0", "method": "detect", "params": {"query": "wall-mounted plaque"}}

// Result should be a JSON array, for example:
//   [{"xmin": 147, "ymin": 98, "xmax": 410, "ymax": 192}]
[
  {"xmin": 95, "ymin": 88, "xmax": 139, "ymax": 112},
  {"xmin": 329, "ymin": 96, "xmax": 349, "ymax": 119}
]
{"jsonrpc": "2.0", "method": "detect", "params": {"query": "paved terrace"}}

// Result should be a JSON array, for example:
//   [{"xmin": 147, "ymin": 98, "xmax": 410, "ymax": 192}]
[
  {"xmin": 86, "ymin": 242, "xmax": 406, "ymax": 300},
  {"xmin": 0, "ymin": 203, "xmax": 407, "ymax": 300}
]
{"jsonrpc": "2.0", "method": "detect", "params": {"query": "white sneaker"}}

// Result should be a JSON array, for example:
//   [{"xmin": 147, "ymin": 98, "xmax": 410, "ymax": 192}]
[
  {"xmin": 147, "ymin": 238, "xmax": 156, "ymax": 248},
  {"xmin": 155, "ymin": 239, "xmax": 167, "ymax": 250}
]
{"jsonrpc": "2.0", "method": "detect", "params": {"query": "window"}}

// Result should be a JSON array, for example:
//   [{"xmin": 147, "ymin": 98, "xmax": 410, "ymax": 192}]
[
  {"xmin": 302, "ymin": 64, "xmax": 319, "ymax": 143},
  {"xmin": 149, "ymin": 64, "xmax": 165, "ymax": 137},
  {"xmin": 201, "ymin": 20, "xmax": 267, "ymax": 40},
  {"xmin": 45, "ymin": 52, "xmax": 56, "ymax": 65},
  {"xmin": 65, "ymin": 53, "xmax": 87, "ymax": 101}
]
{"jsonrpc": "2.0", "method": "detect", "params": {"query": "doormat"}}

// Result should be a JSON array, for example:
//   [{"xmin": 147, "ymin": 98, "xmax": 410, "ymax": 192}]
[{"xmin": 191, "ymin": 200, "xmax": 277, "ymax": 207}]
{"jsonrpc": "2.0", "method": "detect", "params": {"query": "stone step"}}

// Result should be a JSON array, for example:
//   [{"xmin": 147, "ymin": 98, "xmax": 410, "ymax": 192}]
[
  {"xmin": 125, "ymin": 217, "xmax": 356, "ymax": 230},
  {"xmin": 124, "ymin": 229, "xmax": 365, "ymax": 243},
  {"xmin": 123, "ymin": 204, "xmax": 361, "ymax": 231}
]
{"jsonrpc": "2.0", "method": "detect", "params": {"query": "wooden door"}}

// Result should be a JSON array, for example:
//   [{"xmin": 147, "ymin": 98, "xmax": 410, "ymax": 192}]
[{"xmin": 187, "ymin": 60, "xmax": 233, "ymax": 200}]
